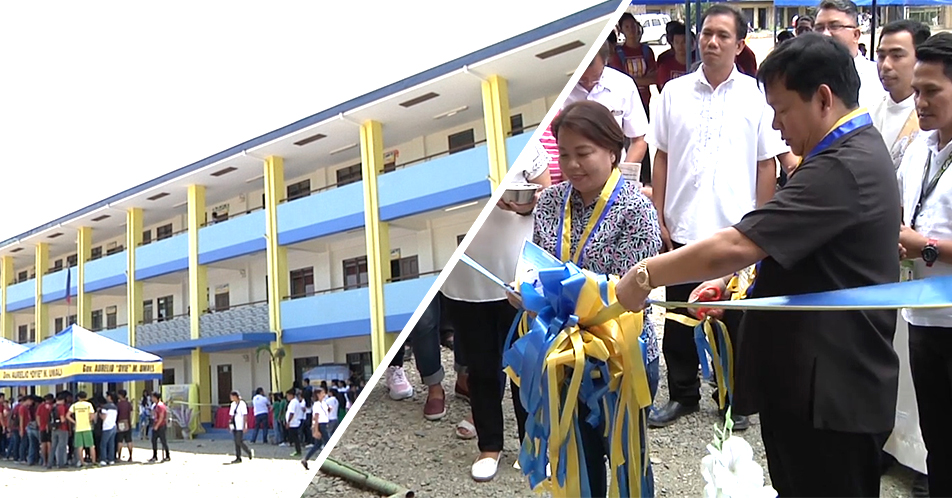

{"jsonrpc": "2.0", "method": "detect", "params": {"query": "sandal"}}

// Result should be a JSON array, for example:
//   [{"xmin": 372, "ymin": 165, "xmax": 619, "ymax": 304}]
[{"xmin": 456, "ymin": 418, "xmax": 477, "ymax": 440}]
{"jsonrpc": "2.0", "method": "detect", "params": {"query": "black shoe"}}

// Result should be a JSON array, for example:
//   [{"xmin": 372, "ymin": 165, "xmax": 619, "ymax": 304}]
[
  {"xmin": 248, "ymin": 449, "xmax": 254, "ymax": 460},
  {"xmin": 162, "ymin": 456, "xmax": 170, "ymax": 462},
  {"xmin": 718, "ymin": 406, "xmax": 750, "ymax": 431},
  {"xmin": 230, "ymin": 458, "xmax": 242, "ymax": 464},
  {"xmin": 648, "ymin": 401, "xmax": 700, "ymax": 428},
  {"xmin": 147, "ymin": 458, "xmax": 157, "ymax": 463},
  {"xmin": 912, "ymin": 472, "xmax": 929, "ymax": 498},
  {"xmin": 301, "ymin": 459, "xmax": 309, "ymax": 470}
]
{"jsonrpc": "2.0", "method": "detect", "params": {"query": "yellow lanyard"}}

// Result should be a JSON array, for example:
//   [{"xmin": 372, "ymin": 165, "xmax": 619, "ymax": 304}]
[{"xmin": 561, "ymin": 168, "xmax": 622, "ymax": 264}]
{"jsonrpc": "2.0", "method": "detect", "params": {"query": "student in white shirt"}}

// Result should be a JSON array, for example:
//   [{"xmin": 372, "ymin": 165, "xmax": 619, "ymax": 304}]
[
  {"xmin": 228, "ymin": 391, "xmax": 253, "ymax": 464},
  {"xmin": 300, "ymin": 389, "xmax": 330, "ymax": 470},
  {"xmin": 325, "ymin": 388, "xmax": 340, "ymax": 435},
  {"xmin": 896, "ymin": 32, "xmax": 952, "ymax": 498},
  {"xmin": 647, "ymin": 4, "xmax": 789, "ymax": 431},
  {"xmin": 250, "ymin": 387, "xmax": 271, "ymax": 444},
  {"xmin": 284, "ymin": 389, "xmax": 303, "ymax": 457},
  {"xmin": 815, "ymin": 0, "xmax": 887, "ymax": 110},
  {"xmin": 871, "ymin": 20, "xmax": 931, "ymax": 168},
  {"xmin": 99, "ymin": 393, "xmax": 119, "ymax": 466}
]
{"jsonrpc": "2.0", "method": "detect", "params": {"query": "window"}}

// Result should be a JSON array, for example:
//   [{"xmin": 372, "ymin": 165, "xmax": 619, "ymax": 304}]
[
  {"xmin": 448, "ymin": 129, "xmax": 476, "ymax": 153},
  {"xmin": 67, "ymin": 315, "xmax": 77, "ymax": 326},
  {"xmin": 214, "ymin": 290, "xmax": 230, "ymax": 311},
  {"xmin": 156, "ymin": 224, "xmax": 173, "ymax": 241},
  {"xmin": 54, "ymin": 317, "xmax": 64, "ymax": 333},
  {"xmin": 287, "ymin": 179, "xmax": 311, "ymax": 201},
  {"xmin": 143, "ymin": 300, "xmax": 154, "ymax": 324},
  {"xmin": 91, "ymin": 310, "xmax": 103, "ymax": 332},
  {"xmin": 16, "ymin": 270, "xmax": 27, "ymax": 283},
  {"xmin": 290, "ymin": 267, "xmax": 315, "ymax": 298},
  {"xmin": 162, "ymin": 369, "xmax": 175, "ymax": 385},
  {"xmin": 51, "ymin": 259, "xmax": 63, "ymax": 273},
  {"xmin": 66, "ymin": 254, "xmax": 78, "ymax": 268},
  {"xmin": 343, "ymin": 257, "xmax": 369, "ymax": 290},
  {"xmin": 90, "ymin": 247, "xmax": 103, "ymax": 261},
  {"xmin": 106, "ymin": 244, "xmax": 124, "ymax": 256},
  {"xmin": 390, "ymin": 255, "xmax": 419, "ymax": 282},
  {"xmin": 142, "ymin": 229, "xmax": 152, "ymax": 245},
  {"xmin": 510, "ymin": 114, "xmax": 525, "ymax": 136},
  {"xmin": 17, "ymin": 324, "xmax": 28, "ymax": 344},
  {"xmin": 293, "ymin": 356, "xmax": 320, "ymax": 387},
  {"xmin": 457, "ymin": 234, "xmax": 466, "ymax": 246},
  {"xmin": 157, "ymin": 295, "xmax": 174, "ymax": 322},
  {"xmin": 336, "ymin": 161, "xmax": 398, "ymax": 187},
  {"xmin": 106, "ymin": 306, "xmax": 117, "ymax": 329},
  {"xmin": 336, "ymin": 164, "xmax": 362, "ymax": 187},
  {"xmin": 346, "ymin": 352, "xmax": 373, "ymax": 382}
]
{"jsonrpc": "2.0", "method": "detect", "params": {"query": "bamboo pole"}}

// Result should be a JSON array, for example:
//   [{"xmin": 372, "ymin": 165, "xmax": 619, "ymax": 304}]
[{"xmin": 320, "ymin": 457, "xmax": 416, "ymax": 498}]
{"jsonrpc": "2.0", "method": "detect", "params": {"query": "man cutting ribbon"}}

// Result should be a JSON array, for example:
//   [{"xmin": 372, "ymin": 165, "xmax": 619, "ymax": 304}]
[{"xmin": 616, "ymin": 33, "xmax": 901, "ymax": 498}]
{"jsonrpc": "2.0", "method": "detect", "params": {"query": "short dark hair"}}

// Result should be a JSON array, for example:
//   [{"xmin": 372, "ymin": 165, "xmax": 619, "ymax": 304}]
[
  {"xmin": 879, "ymin": 20, "xmax": 931, "ymax": 48},
  {"xmin": 666, "ymin": 20, "xmax": 689, "ymax": 41},
  {"xmin": 818, "ymin": 0, "xmax": 860, "ymax": 25},
  {"xmin": 77, "ymin": 391, "xmax": 87, "ymax": 400},
  {"xmin": 702, "ymin": 4, "xmax": 748, "ymax": 41},
  {"xmin": 230, "ymin": 390, "xmax": 240, "ymax": 398},
  {"xmin": 796, "ymin": 15, "xmax": 814, "ymax": 26},
  {"xmin": 44, "ymin": 393, "xmax": 54, "ymax": 401},
  {"xmin": 118, "ymin": 389, "xmax": 127, "ymax": 398},
  {"xmin": 915, "ymin": 32, "xmax": 952, "ymax": 81},
  {"xmin": 758, "ymin": 32, "xmax": 860, "ymax": 108},
  {"xmin": 255, "ymin": 387, "xmax": 264, "ymax": 395},
  {"xmin": 151, "ymin": 391, "xmax": 161, "ymax": 400},
  {"xmin": 552, "ymin": 101, "xmax": 625, "ymax": 167},
  {"xmin": 778, "ymin": 30, "xmax": 795, "ymax": 44}
]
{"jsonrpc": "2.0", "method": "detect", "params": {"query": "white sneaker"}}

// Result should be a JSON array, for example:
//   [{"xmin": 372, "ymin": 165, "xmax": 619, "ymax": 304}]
[
  {"xmin": 386, "ymin": 366, "xmax": 414, "ymax": 400},
  {"xmin": 279, "ymin": 442, "xmax": 289, "ymax": 447}
]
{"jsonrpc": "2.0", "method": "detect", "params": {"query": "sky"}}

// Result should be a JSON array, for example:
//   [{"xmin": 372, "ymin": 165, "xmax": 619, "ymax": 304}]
[{"xmin": 0, "ymin": 0, "xmax": 608, "ymax": 241}]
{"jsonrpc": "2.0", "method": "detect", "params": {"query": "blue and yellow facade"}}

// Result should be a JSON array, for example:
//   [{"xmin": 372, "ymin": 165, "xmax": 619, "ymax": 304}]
[{"xmin": 0, "ymin": 3, "xmax": 616, "ymax": 420}]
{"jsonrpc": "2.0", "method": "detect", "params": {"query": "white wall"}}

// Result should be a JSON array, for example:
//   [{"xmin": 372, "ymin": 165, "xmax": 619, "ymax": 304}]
[{"xmin": 208, "ymin": 349, "xmax": 271, "ymax": 404}]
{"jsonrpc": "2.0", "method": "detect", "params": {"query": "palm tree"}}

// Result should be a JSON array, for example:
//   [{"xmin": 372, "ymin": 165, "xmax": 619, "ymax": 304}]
[{"xmin": 255, "ymin": 345, "xmax": 286, "ymax": 392}]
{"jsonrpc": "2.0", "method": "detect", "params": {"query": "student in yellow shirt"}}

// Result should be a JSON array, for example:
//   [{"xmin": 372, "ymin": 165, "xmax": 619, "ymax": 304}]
[{"xmin": 66, "ymin": 391, "xmax": 97, "ymax": 467}]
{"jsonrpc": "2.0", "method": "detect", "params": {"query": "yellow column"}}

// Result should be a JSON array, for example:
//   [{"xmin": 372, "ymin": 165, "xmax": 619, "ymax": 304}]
[
  {"xmin": 126, "ymin": 208, "xmax": 144, "ymax": 401},
  {"xmin": 263, "ymin": 156, "xmax": 293, "ymax": 392},
  {"xmin": 481, "ymin": 75, "xmax": 511, "ymax": 190},
  {"xmin": 1, "ymin": 256, "xmax": 12, "ymax": 342},
  {"xmin": 191, "ymin": 348, "xmax": 211, "ymax": 422},
  {"xmin": 360, "ymin": 120, "xmax": 393, "ymax": 369},
  {"xmin": 34, "ymin": 243, "xmax": 48, "ymax": 343},
  {"xmin": 77, "ymin": 227, "xmax": 92, "ymax": 328},
  {"xmin": 187, "ymin": 185, "xmax": 211, "ymax": 422}
]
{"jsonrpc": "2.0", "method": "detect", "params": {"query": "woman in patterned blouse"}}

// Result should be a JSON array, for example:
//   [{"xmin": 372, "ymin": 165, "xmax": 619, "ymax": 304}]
[{"xmin": 534, "ymin": 100, "xmax": 662, "ymax": 497}]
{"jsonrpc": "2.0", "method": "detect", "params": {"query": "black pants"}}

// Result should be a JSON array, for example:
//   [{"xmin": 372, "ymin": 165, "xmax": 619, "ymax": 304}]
[
  {"xmin": 760, "ymin": 410, "xmax": 887, "ymax": 497},
  {"xmin": 909, "ymin": 324, "xmax": 952, "ymax": 497},
  {"xmin": 232, "ymin": 430, "xmax": 252, "ymax": 461},
  {"xmin": 303, "ymin": 415, "xmax": 313, "ymax": 444},
  {"xmin": 151, "ymin": 426, "xmax": 169, "ymax": 460},
  {"xmin": 288, "ymin": 424, "xmax": 302, "ymax": 455},
  {"xmin": 445, "ymin": 297, "xmax": 528, "ymax": 453}
]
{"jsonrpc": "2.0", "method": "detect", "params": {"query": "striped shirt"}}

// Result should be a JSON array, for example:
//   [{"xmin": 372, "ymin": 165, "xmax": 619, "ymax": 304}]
[{"xmin": 539, "ymin": 124, "xmax": 561, "ymax": 184}]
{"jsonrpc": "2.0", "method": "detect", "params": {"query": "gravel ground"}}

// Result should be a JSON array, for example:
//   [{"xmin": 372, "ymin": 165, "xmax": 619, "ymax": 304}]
[
  {"xmin": 0, "ymin": 434, "xmax": 316, "ymax": 495},
  {"xmin": 306, "ymin": 290, "xmax": 918, "ymax": 498}
]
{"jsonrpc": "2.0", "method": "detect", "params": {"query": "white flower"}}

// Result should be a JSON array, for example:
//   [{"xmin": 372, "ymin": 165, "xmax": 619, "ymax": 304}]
[{"xmin": 700, "ymin": 436, "xmax": 777, "ymax": 498}]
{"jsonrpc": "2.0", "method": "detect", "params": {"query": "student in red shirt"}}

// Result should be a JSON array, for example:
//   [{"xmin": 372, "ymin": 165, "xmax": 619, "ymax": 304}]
[
  {"xmin": 35, "ymin": 394, "xmax": 53, "ymax": 469},
  {"xmin": 735, "ymin": 42, "xmax": 758, "ymax": 77},
  {"xmin": 50, "ymin": 394, "xmax": 70, "ymax": 469},
  {"xmin": 148, "ymin": 391, "xmax": 170, "ymax": 463},
  {"xmin": 612, "ymin": 13, "xmax": 657, "ymax": 117},
  {"xmin": 657, "ymin": 21, "xmax": 691, "ymax": 92}
]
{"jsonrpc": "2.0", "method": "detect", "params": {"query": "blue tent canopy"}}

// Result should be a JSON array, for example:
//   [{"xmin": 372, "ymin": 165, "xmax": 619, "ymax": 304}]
[
  {"xmin": 0, "ymin": 338, "xmax": 29, "ymax": 364},
  {"xmin": 0, "ymin": 325, "xmax": 162, "ymax": 386}
]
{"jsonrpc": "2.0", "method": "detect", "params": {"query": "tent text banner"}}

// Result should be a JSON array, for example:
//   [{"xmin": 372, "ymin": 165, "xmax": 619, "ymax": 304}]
[{"xmin": 0, "ymin": 361, "xmax": 162, "ymax": 385}]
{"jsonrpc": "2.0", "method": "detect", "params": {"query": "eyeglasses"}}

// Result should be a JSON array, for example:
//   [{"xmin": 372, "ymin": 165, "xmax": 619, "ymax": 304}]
[{"xmin": 814, "ymin": 23, "xmax": 857, "ymax": 33}]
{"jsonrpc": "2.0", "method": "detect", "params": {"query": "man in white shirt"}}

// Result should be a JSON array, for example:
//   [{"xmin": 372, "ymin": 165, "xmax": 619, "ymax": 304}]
[
  {"xmin": 227, "ymin": 391, "xmax": 253, "ymax": 464},
  {"xmin": 250, "ymin": 387, "xmax": 271, "ymax": 444},
  {"xmin": 325, "ymin": 388, "xmax": 340, "ymax": 435},
  {"xmin": 896, "ymin": 32, "xmax": 952, "ymax": 498},
  {"xmin": 566, "ymin": 40, "xmax": 649, "ymax": 166},
  {"xmin": 815, "ymin": 0, "xmax": 887, "ymax": 110},
  {"xmin": 300, "ymin": 389, "xmax": 331, "ymax": 470},
  {"xmin": 647, "ymin": 4, "xmax": 789, "ymax": 430},
  {"xmin": 284, "ymin": 389, "xmax": 303, "ymax": 457},
  {"xmin": 872, "ymin": 20, "xmax": 930, "ymax": 168}
]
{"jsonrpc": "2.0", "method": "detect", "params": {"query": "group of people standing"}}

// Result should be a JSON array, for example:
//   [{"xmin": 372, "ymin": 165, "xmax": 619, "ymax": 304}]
[
  {"xmin": 388, "ymin": 1, "xmax": 952, "ymax": 497},
  {"xmin": 0, "ymin": 388, "xmax": 170, "ymax": 469}
]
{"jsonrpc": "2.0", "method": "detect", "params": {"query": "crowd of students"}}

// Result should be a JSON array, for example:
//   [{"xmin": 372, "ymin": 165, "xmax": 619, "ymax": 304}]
[{"xmin": 0, "ymin": 388, "xmax": 171, "ymax": 469}]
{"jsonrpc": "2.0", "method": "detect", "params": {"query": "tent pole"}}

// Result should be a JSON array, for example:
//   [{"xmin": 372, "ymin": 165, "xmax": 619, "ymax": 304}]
[
  {"xmin": 870, "ymin": 0, "xmax": 877, "ymax": 61},
  {"xmin": 685, "ymin": 0, "xmax": 693, "ymax": 70}
]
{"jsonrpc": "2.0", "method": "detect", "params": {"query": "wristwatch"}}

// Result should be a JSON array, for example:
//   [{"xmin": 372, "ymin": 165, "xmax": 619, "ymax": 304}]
[
  {"xmin": 922, "ymin": 239, "xmax": 940, "ymax": 267},
  {"xmin": 634, "ymin": 260, "xmax": 654, "ymax": 291}
]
